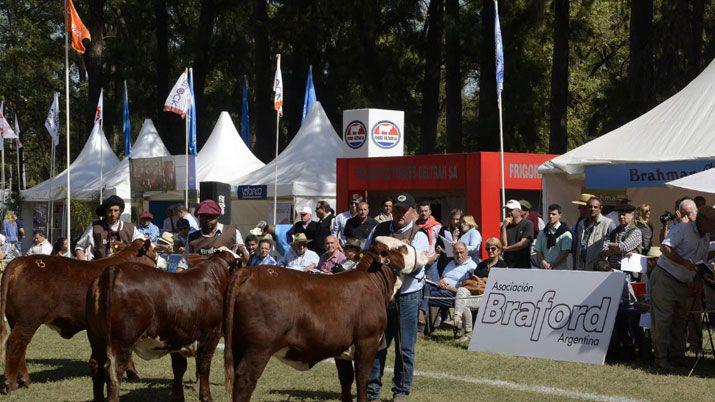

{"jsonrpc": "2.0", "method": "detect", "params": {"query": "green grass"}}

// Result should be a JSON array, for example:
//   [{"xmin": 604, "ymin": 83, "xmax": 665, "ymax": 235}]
[{"xmin": 1, "ymin": 326, "xmax": 714, "ymax": 401}]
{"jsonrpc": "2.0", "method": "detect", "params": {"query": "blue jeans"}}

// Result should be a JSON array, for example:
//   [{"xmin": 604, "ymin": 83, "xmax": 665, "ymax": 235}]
[{"xmin": 367, "ymin": 290, "xmax": 421, "ymax": 399}]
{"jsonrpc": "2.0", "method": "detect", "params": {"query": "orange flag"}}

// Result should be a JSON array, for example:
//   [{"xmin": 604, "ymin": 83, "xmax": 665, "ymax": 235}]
[{"xmin": 65, "ymin": 0, "xmax": 91, "ymax": 54}]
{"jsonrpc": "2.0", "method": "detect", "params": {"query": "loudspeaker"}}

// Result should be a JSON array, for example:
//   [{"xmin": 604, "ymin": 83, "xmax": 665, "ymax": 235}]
[{"xmin": 200, "ymin": 181, "xmax": 232, "ymax": 224}]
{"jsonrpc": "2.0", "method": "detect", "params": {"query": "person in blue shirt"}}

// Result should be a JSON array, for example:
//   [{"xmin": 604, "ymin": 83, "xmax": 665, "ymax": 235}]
[
  {"xmin": 249, "ymin": 238, "xmax": 277, "ymax": 266},
  {"xmin": 137, "ymin": 210, "xmax": 160, "ymax": 243}
]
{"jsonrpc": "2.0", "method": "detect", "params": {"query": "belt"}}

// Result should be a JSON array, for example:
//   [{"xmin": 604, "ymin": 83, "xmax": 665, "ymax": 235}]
[{"xmin": 657, "ymin": 265, "xmax": 688, "ymax": 285}]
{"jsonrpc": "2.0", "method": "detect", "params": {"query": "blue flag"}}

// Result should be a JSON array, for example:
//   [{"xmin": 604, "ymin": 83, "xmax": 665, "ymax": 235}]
[
  {"xmin": 122, "ymin": 81, "xmax": 131, "ymax": 158},
  {"xmin": 241, "ymin": 75, "xmax": 250, "ymax": 147},
  {"xmin": 301, "ymin": 66, "xmax": 317, "ymax": 124},
  {"xmin": 187, "ymin": 68, "xmax": 198, "ymax": 191},
  {"xmin": 494, "ymin": 1, "xmax": 504, "ymax": 96}
]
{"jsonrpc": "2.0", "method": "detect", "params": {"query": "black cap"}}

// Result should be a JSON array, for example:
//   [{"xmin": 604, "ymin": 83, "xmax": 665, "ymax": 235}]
[
  {"xmin": 614, "ymin": 204, "xmax": 636, "ymax": 213},
  {"xmin": 95, "ymin": 195, "xmax": 125, "ymax": 217},
  {"xmin": 393, "ymin": 192, "xmax": 415, "ymax": 210},
  {"xmin": 350, "ymin": 194, "xmax": 364, "ymax": 202}
]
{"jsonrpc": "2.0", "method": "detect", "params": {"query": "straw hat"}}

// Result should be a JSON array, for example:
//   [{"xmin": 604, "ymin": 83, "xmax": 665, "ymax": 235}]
[
  {"xmin": 291, "ymin": 233, "xmax": 311, "ymax": 245},
  {"xmin": 157, "ymin": 232, "xmax": 175, "ymax": 245},
  {"xmin": 645, "ymin": 246, "xmax": 662, "ymax": 259},
  {"xmin": 571, "ymin": 193, "xmax": 595, "ymax": 206}
]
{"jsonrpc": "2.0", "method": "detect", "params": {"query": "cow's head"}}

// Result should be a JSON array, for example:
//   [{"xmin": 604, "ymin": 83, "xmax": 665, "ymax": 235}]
[
  {"xmin": 371, "ymin": 236, "xmax": 428, "ymax": 298},
  {"xmin": 117, "ymin": 239, "xmax": 168, "ymax": 269},
  {"xmin": 210, "ymin": 247, "xmax": 242, "ymax": 273}
]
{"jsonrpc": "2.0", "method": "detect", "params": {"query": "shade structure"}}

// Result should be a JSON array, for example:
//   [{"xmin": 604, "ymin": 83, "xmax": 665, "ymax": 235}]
[
  {"xmin": 21, "ymin": 123, "xmax": 119, "ymax": 201},
  {"xmin": 75, "ymin": 119, "xmax": 171, "ymax": 201},
  {"xmin": 231, "ymin": 102, "xmax": 342, "ymax": 197},
  {"xmin": 666, "ymin": 167, "xmax": 715, "ymax": 193}
]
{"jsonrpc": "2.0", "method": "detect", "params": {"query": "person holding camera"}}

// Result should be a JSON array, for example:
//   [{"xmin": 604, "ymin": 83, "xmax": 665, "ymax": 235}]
[
  {"xmin": 651, "ymin": 205, "xmax": 715, "ymax": 371},
  {"xmin": 658, "ymin": 197, "xmax": 697, "ymax": 243}
]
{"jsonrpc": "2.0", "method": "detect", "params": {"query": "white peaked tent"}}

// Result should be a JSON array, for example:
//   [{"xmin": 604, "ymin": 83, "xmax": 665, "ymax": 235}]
[
  {"xmin": 21, "ymin": 123, "xmax": 120, "ymax": 202},
  {"xmin": 667, "ymin": 167, "xmax": 715, "ymax": 193},
  {"xmin": 197, "ymin": 111, "xmax": 265, "ymax": 183},
  {"xmin": 539, "ymin": 58, "xmax": 715, "ymax": 226},
  {"xmin": 230, "ymin": 102, "xmax": 342, "ymax": 230},
  {"xmin": 76, "ymin": 119, "xmax": 171, "ymax": 201}
]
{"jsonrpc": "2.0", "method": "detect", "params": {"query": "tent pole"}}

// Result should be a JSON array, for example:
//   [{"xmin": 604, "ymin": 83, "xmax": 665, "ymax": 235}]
[
  {"xmin": 273, "ymin": 111, "xmax": 279, "ymax": 226},
  {"xmin": 64, "ymin": 14, "xmax": 71, "ymax": 240}
]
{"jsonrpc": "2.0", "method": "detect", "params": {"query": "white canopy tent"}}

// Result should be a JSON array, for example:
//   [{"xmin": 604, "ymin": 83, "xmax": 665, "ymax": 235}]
[
  {"xmin": 230, "ymin": 102, "xmax": 342, "ymax": 232},
  {"xmin": 76, "ymin": 119, "xmax": 171, "ymax": 202},
  {"xmin": 667, "ymin": 167, "xmax": 715, "ymax": 193},
  {"xmin": 539, "ymin": 58, "xmax": 715, "ymax": 226}
]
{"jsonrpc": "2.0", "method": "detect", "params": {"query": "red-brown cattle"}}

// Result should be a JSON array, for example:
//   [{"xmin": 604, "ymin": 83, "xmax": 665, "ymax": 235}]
[
  {"xmin": 86, "ymin": 250, "xmax": 238, "ymax": 402},
  {"xmin": 0, "ymin": 239, "xmax": 163, "ymax": 394},
  {"xmin": 223, "ymin": 236, "xmax": 426, "ymax": 402}
]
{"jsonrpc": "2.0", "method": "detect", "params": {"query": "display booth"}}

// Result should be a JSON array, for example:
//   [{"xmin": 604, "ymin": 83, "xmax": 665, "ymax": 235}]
[{"xmin": 336, "ymin": 152, "xmax": 556, "ymax": 253}]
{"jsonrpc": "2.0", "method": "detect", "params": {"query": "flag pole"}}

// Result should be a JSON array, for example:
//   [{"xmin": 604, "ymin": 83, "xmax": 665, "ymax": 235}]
[
  {"xmin": 64, "ymin": 5, "xmax": 72, "ymax": 241},
  {"xmin": 48, "ymin": 144, "xmax": 55, "ymax": 239},
  {"xmin": 498, "ymin": 93, "xmax": 506, "ymax": 221},
  {"xmin": 273, "ymin": 111, "xmax": 279, "ymax": 226},
  {"xmin": 185, "ymin": 72, "xmax": 189, "ymax": 210},
  {"xmin": 99, "ymin": 89, "xmax": 103, "ymax": 201},
  {"xmin": 2, "ymin": 139, "xmax": 5, "ymax": 207}
]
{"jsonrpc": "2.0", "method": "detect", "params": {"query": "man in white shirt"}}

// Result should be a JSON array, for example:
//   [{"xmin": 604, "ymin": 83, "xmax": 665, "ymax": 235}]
[
  {"xmin": 175, "ymin": 205, "xmax": 200, "ymax": 232},
  {"xmin": 26, "ymin": 230, "xmax": 53, "ymax": 255},
  {"xmin": 334, "ymin": 194, "xmax": 362, "ymax": 244},
  {"xmin": 75, "ymin": 195, "xmax": 143, "ymax": 260},
  {"xmin": 421, "ymin": 242, "xmax": 476, "ymax": 322},
  {"xmin": 279, "ymin": 233, "xmax": 319, "ymax": 271}
]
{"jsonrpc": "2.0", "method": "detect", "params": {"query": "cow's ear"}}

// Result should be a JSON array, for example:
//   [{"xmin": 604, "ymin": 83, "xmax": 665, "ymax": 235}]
[
  {"xmin": 142, "ymin": 239, "xmax": 152, "ymax": 252},
  {"xmin": 398, "ymin": 245, "xmax": 409, "ymax": 255}
]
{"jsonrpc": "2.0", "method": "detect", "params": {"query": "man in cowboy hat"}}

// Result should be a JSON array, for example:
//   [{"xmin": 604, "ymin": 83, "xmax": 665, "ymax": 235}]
[
  {"xmin": 75, "ymin": 195, "xmax": 143, "ymax": 260},
  {"xmin": 571, "ymin": 193, "xmax": 595, "ymax": 233},
  {"xmin": 185, "ymin": 199, "xmax": 249, "ymax": 262},
  {"xmin": 279, "ymin": 232, "xmax": 320, "ymax": 271},
  {"xmin": 136, "ymin": 210, "xmax": 160, "ymax": 243}
]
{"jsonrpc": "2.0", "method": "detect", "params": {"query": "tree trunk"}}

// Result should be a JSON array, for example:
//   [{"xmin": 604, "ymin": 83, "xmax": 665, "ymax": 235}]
[
  {"xmin": 419, "ymin": 0, "xmax": 444, "ymax": 154},
  {"xmin": 477, "ymin": 0, "xmax": 498, "ymax": 151},
  {"xmin": 84, "ymin": 0, "xmax": 105, "ymax": 142},
  {"xmin": 444, "ymin": 0, "xmax": 462, "ymax": 153},
  {"xmin": 193, "ymin": 0, "xmax": 219, "ymax": 148},
  {"xmin": 548, "ymin": 0, "xmax": 569, "ymax": 154},
  {"xmin": 252, "ymin": 0, "xmax": 274, "ymax": 163},
  {"xmin": 688, "ymin": 0, "xmax": 704, "ymax": 79},
  {"xmin": 628, "ymin": 0, "xmax": 653, "ymax": 119}
]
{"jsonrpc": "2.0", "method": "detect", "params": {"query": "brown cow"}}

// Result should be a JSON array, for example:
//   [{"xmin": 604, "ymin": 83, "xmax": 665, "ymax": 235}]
[
  {"xmin": 86, "ymin": 250, "xmax": 238, "ymax": 402},
  {"xmin": 0, "ymin": 239, "xmax": 164, "ymax": 394},
  {"xmin": 223, "ymin": 236, "xmax": 426, "ymax": 402}
]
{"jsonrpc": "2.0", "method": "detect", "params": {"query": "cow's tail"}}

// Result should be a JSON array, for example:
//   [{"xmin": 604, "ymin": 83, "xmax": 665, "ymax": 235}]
[
  {"xmin": 0, "ymin": 260, "xmax": 13, "ymax": 362},
  {"xmin": 101, "ymin": 265, "xmax": 120, "ymax": 393},
  {"xmin": 223, "ymin": 275, "xmax": 241, "ymax": 398}
]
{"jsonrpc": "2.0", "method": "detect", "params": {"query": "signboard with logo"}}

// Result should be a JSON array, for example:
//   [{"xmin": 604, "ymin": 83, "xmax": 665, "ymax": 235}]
[
  {"xmin": 584, "ymin": 159, "xmax": 715, "ymax": 189},
  {"xmin": 130, "ymin": 157, "xmax": 177, "ymax": 195},
  {"xmin": 342, "ymin": 109, "xmax": 404, "ymax": 158},
  {"xmin": 469, "ymin": 268, "xmax": 625, "ymax": 365},
  {"xmin": 237, "ymin": 185, "xmax": 268, "ymax": 200}
]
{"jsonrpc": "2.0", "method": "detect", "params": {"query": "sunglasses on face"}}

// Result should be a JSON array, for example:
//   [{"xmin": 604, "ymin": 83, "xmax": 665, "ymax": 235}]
[{"xmin": 486, "ymin": 247, "xmax": 499, "ymax": 251}]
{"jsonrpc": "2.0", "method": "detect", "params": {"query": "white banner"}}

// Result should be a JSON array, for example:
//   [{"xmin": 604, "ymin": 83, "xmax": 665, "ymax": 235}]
[{"xmin": 469, "ymin": 268, "xmax": 625, "ymax": 365}]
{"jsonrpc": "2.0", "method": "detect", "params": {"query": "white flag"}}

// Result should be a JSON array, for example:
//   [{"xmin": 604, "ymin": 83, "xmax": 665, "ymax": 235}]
[
  {"xmin": 45, "ymin": 92, "xmax": 60, "ymax": 146},
  {"xmin": 14, "ymin": 114, "xmax": 21, "ymax": 148},
  {"xmin": 94, "ymin": 88, "xmax": 103, "ymax": 125},
  {"xmin": 163, "ymin": 69, "xmax": 192, "ymax": 118},
  {"xmin": 273, "ymin": 54, "xmax": 283, "ymax": 116},
  {"xmin": 0, "ymin": 102, "xmax": 17, "ymax": 141}
]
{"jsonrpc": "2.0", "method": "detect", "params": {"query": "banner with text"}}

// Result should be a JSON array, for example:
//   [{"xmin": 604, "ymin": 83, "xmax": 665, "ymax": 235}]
[{"xmin": 469, "ymin": 268, "xmax": 625, "ymax": 365}]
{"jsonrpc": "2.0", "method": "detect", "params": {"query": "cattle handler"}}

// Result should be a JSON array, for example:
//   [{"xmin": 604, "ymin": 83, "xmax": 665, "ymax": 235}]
[{"xmin": 75, "ymin": 195, "xmax": 143, "ymax": 260}]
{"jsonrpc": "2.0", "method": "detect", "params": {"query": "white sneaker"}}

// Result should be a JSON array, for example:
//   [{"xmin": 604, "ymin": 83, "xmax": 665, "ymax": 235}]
[{"xmin": 453, "ymin": 315, "xmax": 462, "ymax": 329}]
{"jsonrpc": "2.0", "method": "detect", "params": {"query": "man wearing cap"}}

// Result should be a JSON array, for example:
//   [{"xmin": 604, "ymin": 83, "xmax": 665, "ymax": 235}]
[
  {"xmin": 184, "ymin": 199, "xmax": 249, "ymax": 264},
  {"xmin": 279, "ymin": 233, "xmax": 320, "ymax": 271},
  {"xmin": 365, "ymin": 192, "xmax": 433, "ymax": 402},
  {"xmin": 344, "ymin": 202, "xmax": 378, "ymax": 244},
  {"xmin": 519, "ymin": 200, "xmax": 545, "ymax": 235},
  {"xmin": 501, "ymin": 199, "xmax": 535, "ymax": 268},
  {"xmin": 287, "ymin": 206, "xmax": 320, "ymax": 253},
  {"xmin": 334, "ymin": 194, "xmax": 362, "ymax": 244},
  {"xmin": 574, "ymin": 196, "xmax": 613, "ymax": 271},
  {"xmin": 136, "ymin": 211, "xmax": 160, "ymax": 243},
  {"xmin": 75, "ymin": 195, "xmax": 144, "ymax": 261},
  {"xmin": 602, "ymin": 204, "xmax": 642, "ymax": 271},
  {"xmin": 651, "ymin": 205, "xmax": 715, "ymax": 370},
  {"xmin": 571, "ymin": 193, "xmax": 595, "ymax": 233}
]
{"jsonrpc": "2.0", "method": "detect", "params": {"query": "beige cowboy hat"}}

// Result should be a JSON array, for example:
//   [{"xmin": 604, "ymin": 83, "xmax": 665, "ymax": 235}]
[
  {"xmin": 571, "ymin": 193, "xmax": 595, "ymax": 206},
  {"xmin": 645, "ymin": 246, "xmax": 662, "ymax": 259},
  {"xmin": 157, "ymin": 231, "xmax": 175, "ymax": 246},
  {"xmin": 291, "ymin": 233, "xmax": 311, "ymax": 245}
]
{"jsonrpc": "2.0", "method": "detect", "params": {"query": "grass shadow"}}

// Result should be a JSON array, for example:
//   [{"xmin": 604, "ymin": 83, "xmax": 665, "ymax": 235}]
[
  {"xmin": 268, "ymin": 388, "xmax": 342, "ymax": 400},
  {"xmin": 16, "ymin": 358, "xmax": 89, "ymax": 384}
]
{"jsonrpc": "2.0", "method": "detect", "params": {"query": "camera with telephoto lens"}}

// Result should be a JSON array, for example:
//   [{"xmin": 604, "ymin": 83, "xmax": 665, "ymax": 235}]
[{"xmin": 659, "ymin": 211, "xmax": 676, "ymax": 224}]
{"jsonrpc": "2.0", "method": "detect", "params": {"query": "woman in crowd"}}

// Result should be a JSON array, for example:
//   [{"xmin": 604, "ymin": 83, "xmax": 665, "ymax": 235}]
[
  {"xmin": 2, "ymin": 211, "xmax": 19, "ymax": 247},
  {"xmin": 51, "ymin": 237, "xmax": 71, "ymax": 257},
  {"xmin": 635, "ymin": 203, "xmax": 653, "ymax": 251},
  {"xmin": 458, "ymin": 215, "xmax": 482, "ymax": 264},
  {"xmin": 454, "ymin": 237, "xmax": 507, "ymax": 342}
]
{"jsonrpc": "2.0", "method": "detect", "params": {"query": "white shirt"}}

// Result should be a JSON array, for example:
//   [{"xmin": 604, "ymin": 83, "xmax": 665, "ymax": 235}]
[
  {"xmin": 334, "ymin": 210, "xmax": 353, "ymax": 244},
  {"xmin": 658, "ymin": 220, "xmax": 708, "ymax": 283},
  {"xmin": 75, "ymin": 221, "xmax": 144, "ymax": 260},
  {"xmin": 442, "ymin": 258, "xmax": 477, "ymax": 288},
  {"xmin": 280, "ymin": 248, "xmax": 320, "ymax": 271},
  {"xmin": 26, "ymin": 239, "xmax": 53, "ymax": 256},
  {"xmin": 180, "ymin": 213, "xmax": 200, "ymax": 231}
]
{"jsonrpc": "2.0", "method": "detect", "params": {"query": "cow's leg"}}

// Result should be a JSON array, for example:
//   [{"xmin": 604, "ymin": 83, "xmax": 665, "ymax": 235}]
[
  {"xmin": 335, "ymin": 358, "xmax": 355, "ymax": 402},
  {"xmin": 170, "ymin": 352, "xmax": 188, "ymax": 401},
  {"xmin": 354, "ymin": 340, "xmax": 380, "ymax": 402},
  {"xmin": 106, "ymin": 346, "xmax": 131, "ymax": 402},
  {"xmin": 4, "ymin": 323, "xmax": 39, "ymax": 393},
  {"xmin": 125, "ymin": 356, "xmax": 140, "ymax": 381},
  {"xmin": 195, "ymin": 335, "xmax": 220, "ymax": 401},
  {"xmin": 88, "ymin": 350, "xmax": 107, "ymax": 402},
  {"xmin": 232, "ymin": 350, "xmax": 271, "ymax": 402}
]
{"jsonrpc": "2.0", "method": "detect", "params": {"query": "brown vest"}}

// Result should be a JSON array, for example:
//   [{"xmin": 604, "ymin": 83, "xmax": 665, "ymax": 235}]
[
  {"xmin": 188, "ymin": 224, "xmax": 238, "ymax": 255},
  {"xmin": 92, "ymin": 220, "xmax": 135, "ymax": 258}
]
